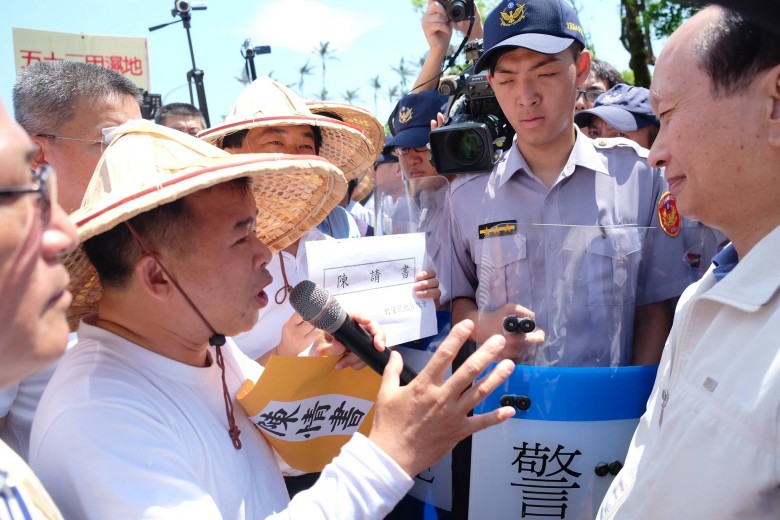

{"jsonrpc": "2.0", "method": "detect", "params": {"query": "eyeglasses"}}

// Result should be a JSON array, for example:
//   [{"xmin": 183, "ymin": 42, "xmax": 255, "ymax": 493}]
[
  {"xmin": 394, "ymin": 145, "xmax": 429, "ymax": 156},
  {"xmin": 0, "ymin": 164, "xmax": 53, "ymax": 225},
  {"xmin": 36, "ymin": 133, "xmax": 107, "ymax": 153},
  {"xmin": 576, "ymin": 89, "xmax": 605, "ymax": 103}
]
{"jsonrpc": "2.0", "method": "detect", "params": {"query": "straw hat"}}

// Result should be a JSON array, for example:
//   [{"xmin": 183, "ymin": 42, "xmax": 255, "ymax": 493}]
[
  {"xmin": 199, "ymin": 78, "xmax": 373, "ymax": 180},
  {"xmin": 306, "ymin": 101, "xmax": 385, "ymax": 158},
  {"xmin": 351, "ymin": 170, "xmax": 374, "ymax": 203},
  {"xmin": 65, "ymin": 119, "xmax": 347, "ymax": 322}
]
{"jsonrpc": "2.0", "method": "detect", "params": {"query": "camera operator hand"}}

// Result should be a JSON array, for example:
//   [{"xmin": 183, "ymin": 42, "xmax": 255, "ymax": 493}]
[
  {"xmin": 367, "ymin": 319, "xmax": 515, "ymax": 477},
  {"xmin": 453, "ymin": 1, "xmax": 482, "ymax": 41},
  {"xmin": 413, "ymin": 0, "xmax": 483, "ymax": 93}
]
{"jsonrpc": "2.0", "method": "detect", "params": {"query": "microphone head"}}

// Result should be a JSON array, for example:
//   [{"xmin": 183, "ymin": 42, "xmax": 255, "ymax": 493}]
[{"xmin": 289, "ymin": 280, "xmax": 345, "ymax": 333}]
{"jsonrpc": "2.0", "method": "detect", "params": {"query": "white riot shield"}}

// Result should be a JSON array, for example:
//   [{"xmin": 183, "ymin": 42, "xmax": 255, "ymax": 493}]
[
  {"xmin": 464, "ymin": 223, "xmax": 719, "ymax": 519},
  {"xmin": 377, "ymin": 175, "xmax": 455, "ymax": 519}
]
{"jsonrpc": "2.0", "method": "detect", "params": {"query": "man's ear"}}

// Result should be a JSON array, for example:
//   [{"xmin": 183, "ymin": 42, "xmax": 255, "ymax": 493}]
[
  {"xmin": 575, "ymin": 49, "xmax": 592, "ymax": 87},
  {"xmin": 767, "ymin": 63, "xmax": 780, "ymax": 148},
  {"xmin": 135, "ymin": 255, "xmax": 173, "ymax": 301},
  {"xmin": 29, "ymin": 135, "xmax": 48, "ymax": 169}
]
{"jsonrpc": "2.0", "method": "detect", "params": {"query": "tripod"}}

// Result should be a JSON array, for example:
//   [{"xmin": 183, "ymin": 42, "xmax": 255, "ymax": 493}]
[
  {"xmin": 149, "ymin": 1, "xmax": 211, "ymax": 127},
  {"xmin": 241, "ymin": 39, "xmax": 271, "ymax": 83}
]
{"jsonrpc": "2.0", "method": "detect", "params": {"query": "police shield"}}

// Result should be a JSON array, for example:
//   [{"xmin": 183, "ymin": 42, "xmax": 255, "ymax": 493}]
[
  {"xmin": 376, "ymin": 175, "xmax": 456, "ymax": 519},
  {"xmin": 466, "ymin": 223, "xmax": 722, "ymax": 519}
]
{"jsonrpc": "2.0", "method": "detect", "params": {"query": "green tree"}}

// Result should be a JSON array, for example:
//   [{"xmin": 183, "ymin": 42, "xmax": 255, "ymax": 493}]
[
  {"xmin": 314, "ymin": 41, "xmax": 339, "ymax": 94},
  {"xmin": 391, "ymin": 57, "xmax": 415, "ymax": 90},
  {"xmin": 297, "ymin": 60, "xmax": 315, "ymax": 98},
  {"xmin": 386, "ymin": 85, "xmax": 400, "ymax": 104},
  {"xmin": 342, "ymin": 89, "xmax": 361, "ymax": 104},
  {"xmin": 318, "ymin": 87, "xmax": 329, "ymax": 101},
  {"xmin": 369, "ymin": 75, "xmax": 382, "ymax": 115},
  {"xmin": 620, "ymin": 0, "xmax": 699, "ymax": 87}
]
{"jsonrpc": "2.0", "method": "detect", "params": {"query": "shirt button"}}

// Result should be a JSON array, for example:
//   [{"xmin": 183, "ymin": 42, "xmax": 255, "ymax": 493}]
[
  {"xmin": 552, "ymin": 291, "xmax": 560, "ymax": 298},
  {"xmin": 549, "ymin": 242, "xmax": 558, "ymax": 250},
  {"xmin": 545, "ymin": 197, "xmax": 553, "ymax": 205}
]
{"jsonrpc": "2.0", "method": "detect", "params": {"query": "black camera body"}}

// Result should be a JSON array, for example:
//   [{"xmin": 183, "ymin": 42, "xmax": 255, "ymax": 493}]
[
  {"xmin": 429, "ymin": 39, "xmax": 515, "ymax": 175},
  {"xmin": 172, "ymin": 0, "xmax": 206, "ymax": 16},
  {"xmin": 438, "ymin": 0, "xmax": 475, "ymax": 22}
]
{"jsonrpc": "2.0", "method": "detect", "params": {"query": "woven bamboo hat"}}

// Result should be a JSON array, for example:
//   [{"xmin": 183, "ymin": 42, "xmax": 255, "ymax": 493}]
[
  {"xmin": 65, "ymin": 119, "xmax": 346, "ymax": 322},
  {"xmin": 198, "ymin": 77, "xmax": 373, "ymax": 180},
  {"xmin": 306, "ymin": 101, "xmax": 385, "ymax": 202},
  {"xmin": 306, "ymin": 101, "xmax": 385, "ymax": 157}
]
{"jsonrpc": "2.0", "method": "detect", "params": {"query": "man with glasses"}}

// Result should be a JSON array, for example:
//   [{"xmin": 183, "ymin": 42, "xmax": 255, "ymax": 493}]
[
  {"xmin": 575, "ymin": 84, "xmax": 660, "ymax": 149},
  {"xmin": 386, "ymin": 91, "xmax": 449, "ymax": 182},
  {"xmin": 13, "ymin": 61, "xmax": 142, "ymax": 215},
  {"xmin": 0, "ymin": 99, "xmax": 77, "ymax": 519},
  {"xmin": 2, "ymin": 61, "xmax": 142, "ymax": 463},
  {"xmin": 574, "ymin": 57, "xmax": 624, "ymax": 112}
]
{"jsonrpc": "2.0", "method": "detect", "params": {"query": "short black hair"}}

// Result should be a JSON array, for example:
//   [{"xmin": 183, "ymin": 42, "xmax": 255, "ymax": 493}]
[
  {"xmin": 13, "ymin": 61, "xmax": 142, "ymax": 137},
  {"xmin": 591, "ymin": 58, "xmax": 624, "ymax": 88},
  {"xmin": 694, "ymin": 8, "xmax": 780, "ymax": 97},
  {"xmin": 84, "ymin": 178, "xmax": 250, "ymax": 289},
  {"xmin": 155, "ymin": 102, "xmax": 205, "ymax": 126}
]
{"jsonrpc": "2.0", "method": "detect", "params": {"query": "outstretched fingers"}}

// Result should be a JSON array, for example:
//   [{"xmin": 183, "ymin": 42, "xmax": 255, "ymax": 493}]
[
  {"xmin": 459, "ymin": 357, "xmax": 515, "ymax": 416},
  {"xmin": 445, "ymin": 331, "xmax": 507, "ymax": 397},
  {"xmin": 418, "ymin": 319, "xmax": 475, "ymax": 383}
]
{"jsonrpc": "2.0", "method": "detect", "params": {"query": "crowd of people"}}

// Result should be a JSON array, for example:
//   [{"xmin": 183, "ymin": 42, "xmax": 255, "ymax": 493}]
[{"xmin": 1, "ymin": 0, "xmax": 778, "ymax": 518}]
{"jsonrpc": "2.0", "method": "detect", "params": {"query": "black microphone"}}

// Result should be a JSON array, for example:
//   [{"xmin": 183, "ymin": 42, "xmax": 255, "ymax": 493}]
[{"xmin": 289, "ymin": 280, "xmax": 417, "ymax": 386}]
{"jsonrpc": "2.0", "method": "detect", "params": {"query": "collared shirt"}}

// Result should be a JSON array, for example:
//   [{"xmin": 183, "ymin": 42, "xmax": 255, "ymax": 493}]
[
  {"xmin": 712, "ymin": 243, "xmax": 739, "ymax": 282},
  {"xmin": 597, "ymin": 225, "xmax": 780, "ymax": 519},
  {"xmin": 317, "ymin": 206, "xmax": 361, "ymax": 239},
  {"xmin": 447, "ymin": 131, "xmax": 689, "ymax": 366}
]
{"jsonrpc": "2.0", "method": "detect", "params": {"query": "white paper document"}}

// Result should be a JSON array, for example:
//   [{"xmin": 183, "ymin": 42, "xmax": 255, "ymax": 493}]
[{"xmin": 304, "ymin": 233, "xmax": 437, "ymax": 346}]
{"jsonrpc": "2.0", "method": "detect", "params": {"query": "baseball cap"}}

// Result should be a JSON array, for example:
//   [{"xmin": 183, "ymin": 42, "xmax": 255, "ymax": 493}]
[
  {"xmin": 376, "ymin": 148, "xmax": 399, "ymax": 164},
  {"xmin": 475, "ymin": 0, "xmax": 587, "ymax": 73},
  {"xmin": 385, "ymin": 91, "xmax": 448, "ymax": 149},
  {"xmin": 574, "ymin": 84, "xmax": 660, "ymax": 131}
]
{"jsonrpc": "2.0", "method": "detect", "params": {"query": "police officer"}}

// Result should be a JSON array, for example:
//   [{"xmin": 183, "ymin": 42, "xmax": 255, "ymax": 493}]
[
  {"xmin": 446, "ymin": 0, "xmax": 690, "ymax": 367},
  {"xmin": 575, "ymin": 84, "xmax": 660, "ymax": 149}
]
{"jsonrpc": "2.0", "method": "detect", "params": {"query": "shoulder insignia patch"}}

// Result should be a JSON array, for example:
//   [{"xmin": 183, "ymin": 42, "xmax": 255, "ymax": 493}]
[
  {"xmin": 479, "ymin": 220, "xmax": 517, "ymax": 239},
  {"xmin": 658, "ymin": 191, "xmax": 681, "ymax": 237}
]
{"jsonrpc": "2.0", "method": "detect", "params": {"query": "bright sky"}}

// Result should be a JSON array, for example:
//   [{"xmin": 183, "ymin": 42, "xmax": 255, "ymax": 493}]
[{"xmin": 1, "ymin": 0, "xmax": 661, "ymax": 129}]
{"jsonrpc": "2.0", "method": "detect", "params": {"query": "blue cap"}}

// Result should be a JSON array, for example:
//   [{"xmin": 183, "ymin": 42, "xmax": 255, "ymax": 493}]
[
  {"xmin": 475, "ymin": 0, "xmax": 587, "ymax": 73},
  {"xmin": 376, "ymin": 148, "xmax": 399, "ymax": 164},
  {"xmin": 385, "ymin": 91, "xmax": 448, "ymax": 149},
  {"xmin": 574, "ymin": 84, "xmax": 660, "ymax": 131}
]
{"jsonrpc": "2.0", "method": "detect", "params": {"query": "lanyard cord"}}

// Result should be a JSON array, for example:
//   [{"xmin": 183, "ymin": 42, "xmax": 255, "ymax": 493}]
[
  {"xmin": 274, "ymin": 252, "xmax": 294, "ymax": 304},
  {"xmin": 124, "ymin": 222, "xmax": 242, "ymax": 450}
]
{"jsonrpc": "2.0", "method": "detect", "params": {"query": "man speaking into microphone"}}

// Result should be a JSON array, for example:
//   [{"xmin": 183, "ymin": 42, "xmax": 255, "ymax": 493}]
[{"xmin": 30, "ymin": 121, "xmax": 517, "ymax": 520}]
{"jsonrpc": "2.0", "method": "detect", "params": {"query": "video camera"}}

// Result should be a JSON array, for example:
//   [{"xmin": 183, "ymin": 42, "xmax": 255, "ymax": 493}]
[
  {"xmin": 429, "ymin": 39, "xmax": 515, "ymax": 175},
  {"xmin": 438, "ymin": 0, "xmax": 475, "ymax": 23},
  {"xmin": 172, "ymin": 0, "xmax": 206, "ymax": 16}
]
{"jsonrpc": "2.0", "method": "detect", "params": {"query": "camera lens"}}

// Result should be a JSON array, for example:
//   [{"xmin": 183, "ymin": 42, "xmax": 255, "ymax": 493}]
[
  {"xmin": 448, "ymin": 129, "xmax": 484, "ymax": 166},
  {"xmin": 447, "ymin": 0, "xmax": 467, "ymax": 22}
]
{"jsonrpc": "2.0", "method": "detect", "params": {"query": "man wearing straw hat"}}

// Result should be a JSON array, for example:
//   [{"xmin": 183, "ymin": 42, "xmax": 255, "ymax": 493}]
[
  {"xmin": 29, "ymin": 120, "xmax": 516, "ymax": 519},
  {"xmin": 203, "ymin": 78, "xmax": 441, "ymax": 364},
  {"xmin": 202, "ymin": 77, "xmax": 444, "ymax": 496},
  {"xmin": 0, "ymin": 99, "xmax": 77, "ymax": 519}
]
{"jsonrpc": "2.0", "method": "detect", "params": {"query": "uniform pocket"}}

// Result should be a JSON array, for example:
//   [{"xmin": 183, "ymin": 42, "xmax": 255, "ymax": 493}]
[
  {"xmin": 474, "ymin": 233, "xmax": 528, "ymax": 310},
  {"xmin": 582, "ymin": 228, "xmax": 642, "ymax": 306}
]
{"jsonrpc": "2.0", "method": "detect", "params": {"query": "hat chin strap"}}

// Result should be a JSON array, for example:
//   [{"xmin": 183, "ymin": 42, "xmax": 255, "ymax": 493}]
[{"xmin": 125, "ymin": 222, "xmax": 242, "ymax": 450}]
